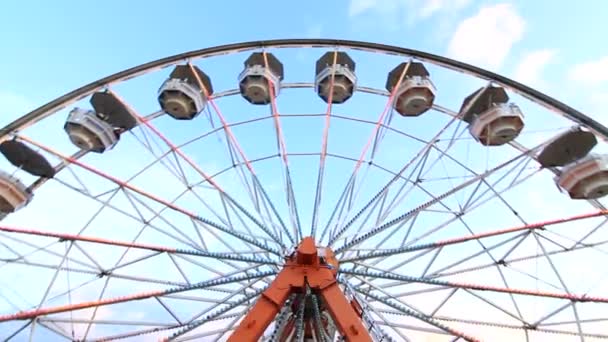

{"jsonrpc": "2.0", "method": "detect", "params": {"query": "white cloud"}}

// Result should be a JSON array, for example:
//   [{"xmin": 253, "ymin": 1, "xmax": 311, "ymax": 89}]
[
  {"xmin": 447, "ymin": 3, "xmax": 525, "ymax": 70},
  {"xmin": 348, "ymin": 0, "xmax": 379, "ymax": 17},
  {"xmin": 513, "ymin": 49, "xmax": 557, "ymax": 88},
  {"xmin": 419, "ymin": 0, "xmax": 472, "ymax": 18},
  {"xmin": 568, "ymin": 56, "xmax": 608, "ymax": 85},
  {"xmin": 305, "ymin": 24, "xmax": 323, "ymax": 38},
  {"xmin": 347, "ymin": 0, "xmax": 470, "ymax": 26}
]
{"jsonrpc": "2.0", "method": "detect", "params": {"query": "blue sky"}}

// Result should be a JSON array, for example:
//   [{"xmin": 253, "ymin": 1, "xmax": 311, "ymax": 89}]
[
  {"xmin": 0, "ymin": 0, "xmax": 607, "ymax": 122},
  {"xmin": 1, "ymin": 1, "xmax": 608, "ymax": 341}
]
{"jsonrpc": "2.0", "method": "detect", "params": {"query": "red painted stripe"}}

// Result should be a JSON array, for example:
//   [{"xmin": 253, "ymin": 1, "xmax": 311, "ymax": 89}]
[
  {"xmin": 0, "ymin": 224, "xmax": 175, "ymax": 253},
  {"xmin": 188, "ymin": 64, "xmax": 256, "ymax": 174},
  {"xmin": 0, "ymin": 289, "xmax": 165, "ymax": 322},
  {"xmin": 436, "ymin": 210, "xmax": 608, "ymax": 247},
  {"xmin": 263, "ymin": 52, "xmax": 290, "ymax": 166},
  {"xmin": 352, "ymin": 61, "xmax": 410, "ymax": 174},
  {"xmin": 320, "ymin": 51, "xmax": 339, "ymax": 161},
  {"xmin": 19, "ymin": 135, "xmax": 201, "ymax": 223}
]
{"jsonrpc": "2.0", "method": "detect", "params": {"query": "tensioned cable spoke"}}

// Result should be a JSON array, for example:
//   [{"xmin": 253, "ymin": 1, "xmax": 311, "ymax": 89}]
[
  {"xmin": 0, "ymin": 234, "xmax": 97, "ymax": 271},
  {"xmin": 376, "ymin": 123, "xmax": 469, "ymax": 225},
  {"xmin": 377, "ymin": 308, "xmax": 608, "ymax": 339},
  {"xmin": 164, "ymin": 285, "xmax": 267, "ymax": 341},
  {"xmin": 0, "ymin": 257, "xmax": 193, "ymax": 288},
  {"xmin": 334, "ymin": 146, "xmax": 535, "ymax": 254},
  {"xmin": 110, "ymin": 90, "xmax": 287, "ymax": 251},
  {"xmin": 263, "ymin": 51, "xmax": 301, "ymax": 243},
  {"xmin": 128, "ymin": 129, "xmax": 237, "ymax": 240},
  {"xmin": 341, "ymin": 210, "xmax": 608, "ymax": 262},
  {"xmin": 431, "ymin": 237, "xmax": 608, "ymax": 280},
  {"xmin": 328, "ymin": 115, "xmax": 460, "ymax": 247},
  {"xmin": 327, "ymin": 83, "xmax": 492, "ymax": 247},
  {"xmin": 351, "ymin": 232, "xmax": 527, "ymax": 294},
  {"xmin": 17, "ymin": 135, "xmax": 282, "ymax": 256},
  {"xmin": 338, "ymin": 146, "xmax": 537, "ymax": 259},
  {"xmin": 0, "ymin": 269, "xmax": 274, "ymax": 323},
  {"xmin": 52, "ymin": 177, "xmax": 273, "ymax": 280},
  {"xmin": 311, "ymin": 50, "xmax": 339, "ymax": 238},
  {"xmin": 0, "ymin": 225, "xmax": 277, "ymax": 265},
  {"xmin": 81, "ymin": 312, "xmax": 244, "ymax": 342},
  {"xmin": 188, "ymin": 63, "xmax": 292, "ymax": 247},
  {"xmin": 341, "ymin": 269, "xmax": 608, "ymax": 303},
  {"xmin": 353, "ymin": 279, "xmax": 480, "ymax": 342},
  {"xmin": 323, "ymin": 60, "xmax": 412, "ymax": 245},
  {"xmin": 85, "ymin": 276, "xmax": 264, "ymax": 342}
]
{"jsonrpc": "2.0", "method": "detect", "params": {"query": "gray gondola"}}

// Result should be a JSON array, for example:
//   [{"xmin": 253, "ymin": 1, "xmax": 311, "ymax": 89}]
[
  {"xmin": 556, "ymin": 154, "xmax": 608, "ymax": 199},
  {"xmin": 65, "ymin": 108, "xmax": 119, "ymax": 153},
  {"xmin": 315, "ymin": 52, "xmax": 357, "ymax": 104},
  {"xmin": 385, "ymin": 62, "xmax": 436, "ymax": 116},
  {"xmin": 0, "ymin": 140, "xmax": 55, "ymax": 178},
  {"xmin": 460, "ymin": 86, "xmax": 524, "ymax": 146},
  {"xmin": 239, "ymin": 52, "xmax": 284, "ymax": 105},
  {"xmin": 65, "ymin": 92, "xmax": 137, "ymax": 153},
  {"xmin": 0, "ymin": 170, "xmax": 32, "ymax": 213},
  {"xmin": 537, "ymin": 127, "xmax": 597, "ymax": 168},
  {"xmin": 158, "ymin": 65, "xmax": 213, "ymax": 120}
]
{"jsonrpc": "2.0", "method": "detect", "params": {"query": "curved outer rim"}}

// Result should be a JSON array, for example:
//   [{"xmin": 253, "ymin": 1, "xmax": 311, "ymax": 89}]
[{"xmin": 2, "ymin": 38, "xmax": 607, "ymax": 140}]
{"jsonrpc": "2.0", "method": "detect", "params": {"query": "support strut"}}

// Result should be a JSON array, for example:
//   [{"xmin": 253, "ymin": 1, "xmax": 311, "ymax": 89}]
[{"xmin": 228, "ymin": 237, "xmax": 372, "ymax": 342}]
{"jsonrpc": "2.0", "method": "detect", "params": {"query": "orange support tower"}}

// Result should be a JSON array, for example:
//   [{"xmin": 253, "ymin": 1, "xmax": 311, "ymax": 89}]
[{"xmin": 228, "ymin": 237, "xmax": 372, "ymax": 342}]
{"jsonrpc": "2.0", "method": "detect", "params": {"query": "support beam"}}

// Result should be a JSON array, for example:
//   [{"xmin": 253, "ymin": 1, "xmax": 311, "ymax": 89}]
[{"xmin": 228, "ymin": 237, "xmax": 371, "ymax": 342}]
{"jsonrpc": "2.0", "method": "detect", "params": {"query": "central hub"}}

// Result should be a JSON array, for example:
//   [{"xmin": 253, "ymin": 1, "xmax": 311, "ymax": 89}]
[
  {"xmin": 289, "ymin": 236, "xmax": 339, "ymax": 272},
  {"xmin": 229, "ymin": 236, "xmax": 371, "ymax": 342}
]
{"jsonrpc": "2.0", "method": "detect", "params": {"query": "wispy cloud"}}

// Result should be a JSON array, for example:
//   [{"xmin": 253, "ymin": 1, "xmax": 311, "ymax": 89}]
[
  {"xmin": 568, "ymin": 56, "xmax": 608, "ymax": 85},
  {"xmin": 347, "ymin": 0, "xmax": 471, "ymax": 30},
  {"xmin": 513, "ymin": 49, "xmax": 557, "ymax": 89},
  {"xmin": 418, "ymin": 0, "xmax": 472, "ymax": 19},
  {"xmin": 305, "ymin": 24, "xmax": 323, "ymax": 38},
  {"xmin": 348, "ymin": 0, "xmax": 379, "ymax": 17},
  {"xmin": 447, "ymin": 3, "xmax": 525, "ymax": 70}
]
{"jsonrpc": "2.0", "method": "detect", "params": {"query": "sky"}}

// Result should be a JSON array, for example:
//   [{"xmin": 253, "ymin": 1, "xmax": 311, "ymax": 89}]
[
  {"xmin": 1, "ymin": 0, "xmax": 607, "ymax": 122},
  {"xmin": 1, "ymin": 1, "xmax": 608, "ymax": 341}
]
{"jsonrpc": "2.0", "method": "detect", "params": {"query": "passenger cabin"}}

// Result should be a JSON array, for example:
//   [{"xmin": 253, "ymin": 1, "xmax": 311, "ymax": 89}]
[
  {"xmin": 0, "ymin": 170, "xmax": 32, "ymax": 213},
  {"xmin": 315, "ymin": 51, "xmax": 357, "ymax": 104},
  {"xmin": 557, "ymin": 154, "xmax": 608, "ymax": 199},
  {"xmin": 158, "ymin": 65, "xmax": 213, "ymax": 120},
  {"xmin": 460, "ymin": 86, "xmax": 524, "ymax": 146},
  {"xmin": 239, "ymin": 52, "xmax": 283, "ymax": 105},
  {"xmin": 65, "ymin": 91, "xmax": 138, "ymax": 153},
  {"xmin": 385, "ymin": 62, "xmax": 436, "ymax": 116}
]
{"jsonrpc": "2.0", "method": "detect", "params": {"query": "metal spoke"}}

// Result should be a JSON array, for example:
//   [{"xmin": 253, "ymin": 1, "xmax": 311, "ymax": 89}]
[
  {"xmin": 311, "ymin": 50, "xmax": 339, "ymax": 238},
  {"xmin": 325, "ymin": 60, "xmax": 413, "ymax": 245},
  {"xmin": 112, "ymin": 90, "xmax": 287, "ymax": 251},
  {"xmin": 263, "ymin": 51, "xmax": 302, "ymax": 243},
  {"xmin": 360, "ymin": 288, "xmax": 480, "ymax": 341},
  {"xmin": 0, "ymin": 270, "xmax": 274, "ymax": 323},
  {"xmin": 334, "ymin": 146, "xmax": 535, "ymax": 254},
  {"xmin": 18, "ymin": 135, "xmax": 283, "ymax": 256},
  {"xmin": 187, "ymin": 62, "xmax": 292, "ymax": 247},
  {"xmin": 165, "ymin": 285, "xmax": 267, "ymax": 341},
  {"xmin": 342, "ymin": 210, "xmax": 608, "ymax": 262}
]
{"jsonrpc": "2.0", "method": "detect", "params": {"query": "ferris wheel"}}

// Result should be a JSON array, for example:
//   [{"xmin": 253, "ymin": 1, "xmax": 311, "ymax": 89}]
[{"xmin": 1, "ymin": 39, "xmax": 608, "ymax": 341}]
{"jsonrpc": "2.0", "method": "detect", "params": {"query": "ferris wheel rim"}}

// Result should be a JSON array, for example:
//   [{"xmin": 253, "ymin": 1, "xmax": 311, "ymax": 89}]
[{"xmin": 1, "ymin": 38, "xmax": 606, "ymax": 141}]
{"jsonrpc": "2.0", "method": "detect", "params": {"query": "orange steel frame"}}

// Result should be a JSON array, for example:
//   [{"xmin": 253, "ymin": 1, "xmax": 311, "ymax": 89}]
[{"xmin": 227, "ymin": 237, "xmax": 372, "ymax": 342}]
